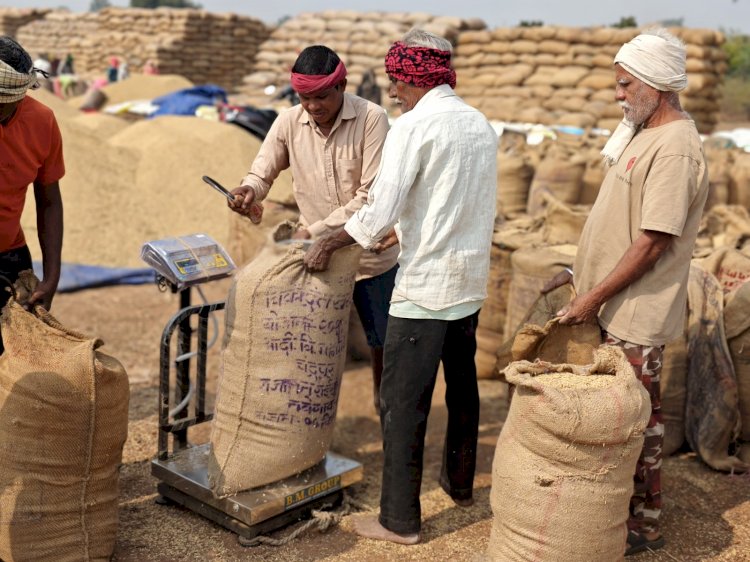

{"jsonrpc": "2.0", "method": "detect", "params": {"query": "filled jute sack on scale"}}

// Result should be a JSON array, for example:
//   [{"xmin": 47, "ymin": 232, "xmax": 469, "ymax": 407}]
[
  {"xmin": 208, "ymin": 239, "xmax": 361, "ymax": 496},
  {"xmin": 0, "ymin": 273, "xmax": 129, "ymax": 562},
  {"xmin": 487, "ymin": 346, "xmax": 650, "ymax": 562}
]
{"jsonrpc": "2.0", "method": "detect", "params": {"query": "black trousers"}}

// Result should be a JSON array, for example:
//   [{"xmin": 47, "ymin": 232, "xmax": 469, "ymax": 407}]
[
  {"xmin": 0, "ymin": 245, "xmax": 33, "ymax": 354},
  {"xmin": 378, "ymin": 310, "xmax": 480, "ymax": 535}
]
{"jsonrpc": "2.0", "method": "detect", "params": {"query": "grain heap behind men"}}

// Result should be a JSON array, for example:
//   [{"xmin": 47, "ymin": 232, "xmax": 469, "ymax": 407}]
[
  {"xmin": 304, "ymin": 29, "xmax": 498, "ymax": 544},
  {"xmin": 542, "ymin": 28, "xmax": 709, "ymax": 556},
  {"xmin": 229, "ymin": 45, "xmax": 398, "ymax": 412},
  {"xmin": 0, "ymin": 37, "xmax": 64, "ymax": 353}
]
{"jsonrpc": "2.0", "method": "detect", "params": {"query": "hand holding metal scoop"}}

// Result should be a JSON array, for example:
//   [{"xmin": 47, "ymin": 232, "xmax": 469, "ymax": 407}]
[{"xmin": 202, "ymin": 175, "xmax": 263, "ymax": 224}]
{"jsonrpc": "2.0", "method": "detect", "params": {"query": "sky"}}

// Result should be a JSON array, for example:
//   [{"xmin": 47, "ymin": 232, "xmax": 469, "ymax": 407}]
[{"xmin": 4, "ymin": 0, "xmax": 750, "ymax": 34}]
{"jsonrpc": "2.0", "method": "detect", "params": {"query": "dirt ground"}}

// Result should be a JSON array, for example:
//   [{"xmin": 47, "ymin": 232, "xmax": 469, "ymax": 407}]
[{"xmin": 48, "ymin": 280, "xmax": 750, "ymax": 562}]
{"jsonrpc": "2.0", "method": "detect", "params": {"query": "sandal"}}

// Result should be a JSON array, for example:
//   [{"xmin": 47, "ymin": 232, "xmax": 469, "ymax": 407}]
[{"xmin": 625, "ymin": 530, "xmax": 665, "ymax": 556}]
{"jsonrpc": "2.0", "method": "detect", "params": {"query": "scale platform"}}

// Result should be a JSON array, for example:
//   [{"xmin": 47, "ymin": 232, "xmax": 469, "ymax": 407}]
[{"xmin": 152, "ymin": 444, "xmax": 363, "ymax": 539}]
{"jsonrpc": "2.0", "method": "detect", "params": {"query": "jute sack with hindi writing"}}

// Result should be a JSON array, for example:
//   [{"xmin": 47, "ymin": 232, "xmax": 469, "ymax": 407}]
[
  {"xmin": 208, "ymin": 236, "xmax": 361, "ymax": 496},
  {"xmin": 0, "ymin": 272, "xmax": 129, "ymax": 562}
]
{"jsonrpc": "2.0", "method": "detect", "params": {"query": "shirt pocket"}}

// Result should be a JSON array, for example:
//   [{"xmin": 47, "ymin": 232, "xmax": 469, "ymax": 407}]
[{"xmin": 336, "ymin": 157, "xmax": 363, "ymax": 194}]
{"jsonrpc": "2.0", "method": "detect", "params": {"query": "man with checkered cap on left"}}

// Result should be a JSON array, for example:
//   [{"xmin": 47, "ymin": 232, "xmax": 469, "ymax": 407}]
[{"xmin": 0, "ymin": 36, "xmax": 64, "ymax": 353}]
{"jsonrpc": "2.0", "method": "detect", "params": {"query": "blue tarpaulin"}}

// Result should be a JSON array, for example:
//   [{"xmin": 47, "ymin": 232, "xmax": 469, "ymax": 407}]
[
  {"xmin": 149, "ymin": 85, "xmax": 228, "ymax": 118},
  {"xmin": 33, "ymin": 262, "xmax": 154, "ymax": 293}
]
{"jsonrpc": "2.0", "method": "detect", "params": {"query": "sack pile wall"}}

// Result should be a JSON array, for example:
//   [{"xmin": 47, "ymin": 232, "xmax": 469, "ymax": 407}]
[
  {"xmin": 453, "ymin": 26, "xmax": 727, "ymax": 134},
  {"xmin": 15, "ymin": 7, "xmax": 269, "ymax": 91},
  {"xmin": 238, "ymin": 10, "xmax": 486, "ymax": 105},
  {"xmin": 0, "ymin": 7, "xmax": 50, "ymax": 39}
]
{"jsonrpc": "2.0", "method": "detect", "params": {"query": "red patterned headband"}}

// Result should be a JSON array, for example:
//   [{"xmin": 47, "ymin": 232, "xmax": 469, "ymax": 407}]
[
  {"xmin": 290, "ymin": 60, "xmax": 347, "ymax": 95},
  {"xmin": 384, "ymin": 41, "xmax": 456, "ymax": 89}
]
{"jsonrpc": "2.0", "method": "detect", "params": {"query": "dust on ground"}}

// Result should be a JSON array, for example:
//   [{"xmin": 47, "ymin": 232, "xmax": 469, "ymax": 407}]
[{"xmin": 49, "ymin": 282, "xmax": 750, "ymax": 562}]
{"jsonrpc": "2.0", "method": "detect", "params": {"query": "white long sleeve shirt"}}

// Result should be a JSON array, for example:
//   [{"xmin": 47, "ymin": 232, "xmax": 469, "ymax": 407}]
[{"xmin": 345, "ymin": 85, "xmax": 498, "ymax": 311}]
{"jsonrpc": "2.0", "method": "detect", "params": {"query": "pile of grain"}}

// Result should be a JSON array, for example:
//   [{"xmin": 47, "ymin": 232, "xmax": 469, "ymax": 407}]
[
  {"xmin": 67, "ymin": 74, "xmax": 195, "ymax": 108},
  {"xmin": 15, "ymin": 7, "xmax": 269, "ymax": 91},
  {"xmin": 238, "ymin": 10, "xmax": 486, "ymax": 107},
  {"xmin": 0, "ymin": 7, "xmax": 49, "ymax": 39},
  {"xmin": 454, "ymin": 26, "xmax": 727, "ymax": 134},
  {"xmin": 21, "ymin": 89, "xmax": 293, "ymax": 268}
]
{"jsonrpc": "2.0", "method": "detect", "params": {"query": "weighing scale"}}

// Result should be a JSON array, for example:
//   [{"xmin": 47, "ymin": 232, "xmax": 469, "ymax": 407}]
[{"xmin": 141, "ymin": 233, "xmax": 363, "ymax": 541}]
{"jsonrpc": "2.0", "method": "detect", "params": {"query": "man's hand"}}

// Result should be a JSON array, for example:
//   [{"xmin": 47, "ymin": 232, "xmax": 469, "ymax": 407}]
[
  {"xmin": 371, "ymin": 228, "xmax": 399, "ymax": 254},
  {"xmin": 303, "ymin": 228, "xmax": 357, "ymax": 272},
  {"xmin": 228, "ymin": 186, "xmax": 264, "ymax": 224},
  {"xmin": 27, "ymin": 277, "xmax": 57, "ymax": 311},
  {"xmin": 541, "ymin": 269, "xmax": 573, "ymax": 294},
  {"xmin": 557, "ymin": 291, "xmax": 601, "ymax": 325},
  {"xmin": 303, "ymin": 237, "xmax": 335, "ymax": 272},
  {"xmin": 292, "ymin": 228, "xmax": 311, "ymax": 240}
]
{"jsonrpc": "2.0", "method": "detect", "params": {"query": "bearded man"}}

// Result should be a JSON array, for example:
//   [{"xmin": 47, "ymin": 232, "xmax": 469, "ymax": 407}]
[{"xmin": 542, "ymin": 28, "xmax": 709, "ymax": 556}]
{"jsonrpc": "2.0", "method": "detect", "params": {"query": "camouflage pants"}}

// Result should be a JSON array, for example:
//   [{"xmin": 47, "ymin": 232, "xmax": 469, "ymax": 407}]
[{"xmin": 604, "ymin": 332, "xmax": 664, "ymax": 535}]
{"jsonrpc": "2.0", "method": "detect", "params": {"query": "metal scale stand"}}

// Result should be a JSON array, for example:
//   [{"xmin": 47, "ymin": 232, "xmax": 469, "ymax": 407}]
[{"xmin": 142, "ymin": 234, "xmax": 363, "ymax": 541}]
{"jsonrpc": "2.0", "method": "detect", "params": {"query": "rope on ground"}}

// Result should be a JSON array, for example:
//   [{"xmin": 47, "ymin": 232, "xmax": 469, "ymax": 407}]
[{"xmin": 237, "ymin": 493, "xmax": 371, "ymax": 547}]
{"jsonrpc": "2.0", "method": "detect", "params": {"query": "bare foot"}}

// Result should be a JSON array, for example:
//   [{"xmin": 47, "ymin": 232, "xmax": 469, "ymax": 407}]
[{"xmin": 353, "ymin": 514, "xmax": 420, "ymax": 545}]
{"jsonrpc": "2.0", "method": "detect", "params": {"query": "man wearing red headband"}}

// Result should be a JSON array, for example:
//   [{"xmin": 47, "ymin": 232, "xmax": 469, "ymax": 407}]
[
  {"xmin": 229, "ymin": 45, "xmax": 398, "ymax": 412},
  {"xmin": 303, "ymin": 29, "xmax": 497, "ymax": 544}
]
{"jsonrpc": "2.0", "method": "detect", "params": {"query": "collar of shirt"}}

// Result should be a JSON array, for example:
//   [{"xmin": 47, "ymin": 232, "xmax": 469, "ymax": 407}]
[
  {"xmin": 408, "ymin": 83, "xmax": 456, "ymax": 114},
  {"xmin": 298, "ymin": 93, "xmax": 357, "ymax": 136}
]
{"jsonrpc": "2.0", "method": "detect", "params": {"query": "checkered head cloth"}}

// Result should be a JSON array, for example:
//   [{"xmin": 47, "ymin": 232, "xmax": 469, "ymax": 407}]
[{"xmin": 0, "ymin": 59, "xmax": 40, "ymax": 103}]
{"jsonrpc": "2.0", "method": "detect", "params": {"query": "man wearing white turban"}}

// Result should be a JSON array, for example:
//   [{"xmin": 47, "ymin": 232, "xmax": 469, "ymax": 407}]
[
  {"xmin": 0, "ymin": 37, "xmax": 65, "ymax": 353},
  {"xmin": 542, "ymin": 28, "xmax": 710, "ymax": 556}
]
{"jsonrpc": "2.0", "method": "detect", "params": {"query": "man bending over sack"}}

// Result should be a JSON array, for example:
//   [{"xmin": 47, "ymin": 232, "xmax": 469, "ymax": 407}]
[
  {"xmin": 0, "ymin": 37, "xmax": 64, "ymax": 354},
  {"xmin": 228, "ymin": 45, "xmax": 398, "ymax": 413},
  {"xmin": 542, "ymin": 28, "xmax": 709, "ymax": 556},
  {"xmin": 303, "ymin": 29, "xmax": 497, "ymax": 544}
]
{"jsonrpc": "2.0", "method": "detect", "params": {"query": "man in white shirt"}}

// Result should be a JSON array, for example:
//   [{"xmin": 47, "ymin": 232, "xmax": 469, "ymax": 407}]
[{"xmin": 304, "ymin": 29, "xmax": 497, "ymax": 544}]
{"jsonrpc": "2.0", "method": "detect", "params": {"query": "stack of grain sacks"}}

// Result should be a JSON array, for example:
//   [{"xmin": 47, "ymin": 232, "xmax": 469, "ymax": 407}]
[
  {"xmin": 16, "ymin": 8, "xmax": 269, "ymax": 91},
  {"xmin": 453, "ymin": 26, "xmax": 726, "ymax": 134},
  {"xmin": 0, "ymin": 7, "xmax": 50, "ymax": 39},
  {"xmin": 239, "ymin": 11, "xmax": 486, "ymax": 106}
]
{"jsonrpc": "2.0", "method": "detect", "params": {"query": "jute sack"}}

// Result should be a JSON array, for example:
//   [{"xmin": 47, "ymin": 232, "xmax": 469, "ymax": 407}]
[
  {"xmin": 729, "ymin": 151, "xmax": 750, "ymax": 209},
  {"xmin": 705, "ymin": 149, "xmax": 732, "ymax": 210},
  {"xmin": 697, "ymin": 204, "xmax": 750, "ymax": 251},
  {"xmin": 661, "ymin": 326, "xmax": 689, "ymax": 456},
  {"xmin": 208, "ymin": 241, "xmax": 361, "ymax": 495},
  {"xmin": 526, "ymin": 144, "xmax": 586, "ymax": 216},
  {"xmin": 478, "ymin": 244, "xmax": 512, "ymax": 335},
  {"xmin": 724, "ymin": 280, "xmax": 750, "ymax": 441},
  {"xmin": 503, "ymin": 244, "xmax": 577, "ymax": 338},
  {"xmin": 497, "ymin": 148, "xmax": 534, "ymax": 219},
  {"xmin": 698, "ymin": 246, "xmax": 750, "ymax": 295},
  {"xmin": 684, "ymin": 264, "xmax": 746, "ymax": 472},
  {"xmin": 540, "ymin": 193, "xmax": 590, "ymax": 245},
  {"xmin": 487, "ymin": 346, "xmax": 650, "ymax": 562},
  {"xmin": 476, "ymin": 326, "xmax": 504, "ymax": 380},
  {"xmin": 0, "ymin": 275, "xmax": 129, "ymax": 562}
]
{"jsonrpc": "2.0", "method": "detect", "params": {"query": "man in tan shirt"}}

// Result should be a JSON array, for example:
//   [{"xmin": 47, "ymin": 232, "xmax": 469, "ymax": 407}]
[
  {"xmin": 229, "ymin": 45, "xmax": 398, "ymax": 411},
  {"xmin": 543, "ymin": 29, "xmax": 708, "ymax": 556}
]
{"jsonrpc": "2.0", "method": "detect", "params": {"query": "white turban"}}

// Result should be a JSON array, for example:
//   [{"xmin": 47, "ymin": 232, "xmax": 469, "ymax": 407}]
[
  {"xmin": 615, "ymin": 33, "xmax": 687, "ymax": 92},
  {"xmin": 601, "ymin": 32, "xmax": 688, "ymax": 165},
  {"xmin": 0, "ymin": 59, "xmax": 39, "ymax": 103}
]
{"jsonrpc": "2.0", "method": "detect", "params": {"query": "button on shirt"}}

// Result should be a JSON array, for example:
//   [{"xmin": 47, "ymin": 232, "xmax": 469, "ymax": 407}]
[
  {"xmin": 345, "ymin": 85, "xmax": 498, "ymax": 312},
  {"xmin": 240, "ymin": 93, "xmax": 399, "ymax": 280}
]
